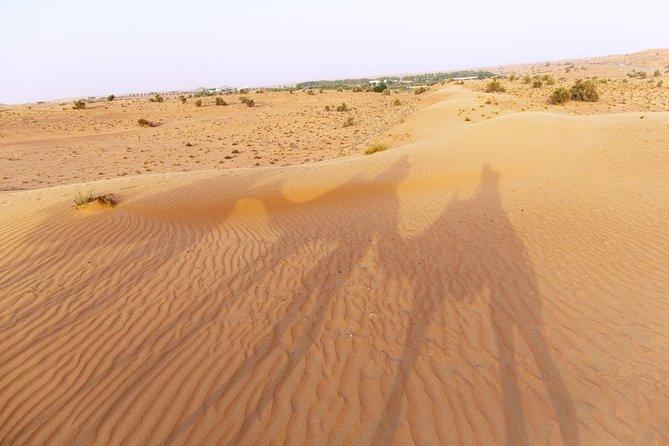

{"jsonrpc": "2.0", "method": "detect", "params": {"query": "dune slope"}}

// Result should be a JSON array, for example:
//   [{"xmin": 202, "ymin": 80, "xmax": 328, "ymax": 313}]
[{"xmin": 0, "ymin": 88, "xmax": 668, "ymax": 445}]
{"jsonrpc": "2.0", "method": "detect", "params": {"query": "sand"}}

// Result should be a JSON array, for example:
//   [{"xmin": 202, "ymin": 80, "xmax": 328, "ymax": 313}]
[{"xmin": 1, "ymin": 50, "xmax": 668, "ymax": 445}]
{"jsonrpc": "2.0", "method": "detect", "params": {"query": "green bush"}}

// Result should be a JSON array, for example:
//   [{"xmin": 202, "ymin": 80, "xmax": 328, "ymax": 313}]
[
  {"xmin": 485, "ymin": 79, "xmax": 505, "ymax": 93},
  {"xmin": 570, "ymin": 79, "xmax": 599, "ymax": 102},
  {"xmin": 372, "ymin": 82, "xmax": 388, "ymax": 93},
  {"xmin": 549, "ymin": 87, "xmax": 570, "ymax": 104},
  {"xmin": 215, "ymin": 97, "xmax": 227, "ymax": 106},
  {"xmin": 72, "ymin": 100, "xmax": 86, "ymax": 110}
]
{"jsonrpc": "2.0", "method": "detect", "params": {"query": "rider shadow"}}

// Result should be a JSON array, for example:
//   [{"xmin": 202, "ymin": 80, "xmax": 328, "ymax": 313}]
[{"xmin": 374, "ymin": 165, "xmax": 578, "ymax": 446}]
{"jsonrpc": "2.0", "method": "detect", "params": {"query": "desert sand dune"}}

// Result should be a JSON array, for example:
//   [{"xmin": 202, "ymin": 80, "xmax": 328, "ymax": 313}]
[{"xmin": 0, "ymin": 85, "xmax": 668, "ymax": 445}]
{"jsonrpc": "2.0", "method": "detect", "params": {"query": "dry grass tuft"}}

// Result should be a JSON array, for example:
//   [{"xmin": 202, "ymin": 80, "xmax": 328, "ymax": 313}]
[
  {"xmin": 363, "ymin": 143, "xmax": 389, "ymax": 155},
  {"xmin": 74, "ymin": 192, "xmax": 118, "ymax": 209}
]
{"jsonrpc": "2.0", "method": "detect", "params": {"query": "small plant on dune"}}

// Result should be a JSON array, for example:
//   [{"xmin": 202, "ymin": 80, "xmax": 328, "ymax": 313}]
[
  {"xmin": 239, "ymin": 96, "xmax": 251, "ymax": 105},
  {"xmin": 215, "ymin": 97, "xmax": 227, "ymax": 106},
  {"xmin": 570, "ymin": 79, "xmax": 599, "ymax": 102},
  {"xmin": 522, "ymin": 75, "xmax": 532, "ymax": 84},
  {"xmin": 542, "ymin": 74, "xmax": 556, "ymax": 85},
  {"xmin": 179, "ymin": 95, "xmax": 187, "ymax": 104},
  {"xmin": 532, "ymin": 79, "xmax": 543, "ymax": 88},
  {"xmin": 342, "ymin": 115, "xmax": 355, "ymax": 127},
  {"xmin": 107, "ymin": 95, "xmax": 115, "ymax": 102},
  {"xmin": 336, "ymin": 102, "xmax": 348, "ymax": 112},
  {"xmin": 137, "ymin": 118, "xmax": 157, "ymax": 127},
  {"xmin": 245, "ymin": 98, "xmax": 255, "ymax": 107},
  {"xmin": 549, "ymin": 87, "xmax": 570, "ymax": 105},
  {"xmin": 194, "ymin": 99, "xmax": 202, "ymax": 107},
  {"xmin": 74, "ymin": 191, "xmax": 118, "ymax": 209},
  {"xmin": 414, "ymin": 86, "xmax": 428, "ymax": 95},
  {"xmin": 393, "ymin": 98, "xmax": 401, "ymax": 106},
  {"xmin": 485, "ymin": 79, "xmax": 505, "ymax": 93},
  {"xmin": 72, "ymin": 100, "xmax": 86, "ymax": 110},
  {"xmin": 148, "ymin": 94, "xmax": 164, "ymax": 103},
  {"xmin": 657, "ymin": 80, "xmax": 664, "ymax": 88},
  {"xmin": 363, "ymin": 143, "xmax": 389, "ymax": 155},
  {"xmin": 325, "ymin": 105, "xmax": 331, "ymax": 111}
]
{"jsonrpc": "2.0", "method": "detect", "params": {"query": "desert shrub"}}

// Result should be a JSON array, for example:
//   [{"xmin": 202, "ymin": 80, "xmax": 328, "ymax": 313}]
[
  {"xmin": 238, "ymin": 88, "xmax": 249, "ymax": 94},
  {"xmin": 343, "ymin": 115, "xmax": 354, "ymax": 127},
  {"xmin": 658, "ymin": 80, "xmax": 664, "ymax": 87},
  {"xmin": 414, "ymin": 86, "xmax": 428, "ymax": 95},
  {"xmin": 653, "ymin": 70, "xmax": 661, "ymax": 77},
  {"xmin": 215, "ymin": 97, "xmax": 227, "ymax": 106},
  {"xmin": 72, "ymin": 100, "xmax": 86, "ymax": 110},
  {"xmin": 393, "ymin": 98, "xmax": 401, "ymax": 106},
  {"xmin": 148, "ymin": 94, "xmax": 164, "ymax": 103},
  {"xmin": 532, "ymin": 79, "xmax": 543, "ymax": 88},
  {"xmin": 336, "ymin": 102, "xmax": 348, "ymax": 112},
  {"xmin": 239, "ymin": 96, "xmax": 253, "ymax": 105},
  {"xmin": 137, "ymin": 118, "xmax": 157, "ymax": 127},
  {"xmin": 542, "ymin": 75, "xmax": 555, "ymax": 85},
  {"xmin": 372, "ymin": 82, "xmax": 388, "ymax": 93},
  {"xmin": 179, "ymin": 95, "xmax": 187, "ymax": 104},
  {"xmin": 107, "ymin": 95, "xmax": 115, "ymax": 102},
  {"xmin": 522, "ymin": 75, "xmax": 532, "ymax": 84},
  {"xmin": 570, "ymin": 79, "xmax": 599, "ymax": 102},
  {"xmin": 194, "ymin": 99, "xmax": 202, "ymax": 107},
  {"xmin": 325, "ymin": 105, "xmax": 331, "ymax": 111},
  {"xmin": 352, "ymin": 86, "xmax": 362, "ymax": 92},
  {"xmin": 245, "ymin": 98, "xmax": 254, "ymax": 107},
  {"xmin": 364, "ymin": 143, "xmax": 388, "ymax": 155},
  {"xmin": 74, "ymin": 192, "xmax": 117, "ymax": 208},
  {"xmin": 509, "ymin": 75, "xmax": 517, "ymax": 81},
  {"xmin": 549, "ymin": 87, "xmax": 570, "ymax": 104},
  {"xmin": 485, "ymin": 79, "xmax": 505, "ymax": 93},
  {"xmin": 307, "ymin": 90, "xmax": 315, "ymax": 95}
]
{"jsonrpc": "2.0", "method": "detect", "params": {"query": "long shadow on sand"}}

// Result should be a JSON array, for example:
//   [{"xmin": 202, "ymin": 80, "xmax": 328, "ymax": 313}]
[
  {"xmin": 372, "ymin": 165, "xmax": 578, "ymax": 445},
  {"xmin": 1, "ymin": 160, "xmax": 578, "ymax": 445}
]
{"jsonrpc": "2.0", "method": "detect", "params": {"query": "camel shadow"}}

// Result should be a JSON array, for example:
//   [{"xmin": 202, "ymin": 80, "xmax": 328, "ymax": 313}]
[{"xmin": 373, "ymin": 164, "xmax": 578, "ymax": 445}]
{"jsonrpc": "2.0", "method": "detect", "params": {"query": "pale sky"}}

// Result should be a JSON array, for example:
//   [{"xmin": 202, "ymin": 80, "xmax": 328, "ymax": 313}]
[{"xmin": 1, "ymin": 0, "xmax": 667, "ymax": 104}]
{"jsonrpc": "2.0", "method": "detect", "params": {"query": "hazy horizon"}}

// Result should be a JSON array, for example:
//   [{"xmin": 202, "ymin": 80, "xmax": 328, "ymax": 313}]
[{"xmin": 2, "ymin": 0, "xmax": 667, "ymax": 104}]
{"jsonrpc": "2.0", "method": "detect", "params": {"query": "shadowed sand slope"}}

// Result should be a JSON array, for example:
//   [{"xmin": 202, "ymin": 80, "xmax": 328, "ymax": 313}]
[{"xmin": 0, "ymin": 89, "xmax": 668, "ymax": 445}]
